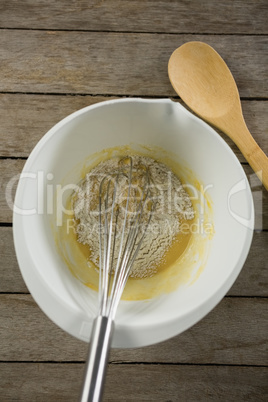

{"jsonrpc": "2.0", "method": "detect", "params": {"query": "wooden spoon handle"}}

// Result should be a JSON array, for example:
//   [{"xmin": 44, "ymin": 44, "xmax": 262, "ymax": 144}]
[{"xmin": 231, "ymin": 119, "xmax": 268, "ymax": 191}]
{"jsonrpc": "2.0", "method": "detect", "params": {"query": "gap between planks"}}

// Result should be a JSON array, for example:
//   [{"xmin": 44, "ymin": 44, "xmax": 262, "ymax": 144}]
[
  {"xmin": 0, "ymin": 91, "xmax": 267, "ymax": 101},
  {"xmin": 0, "ymin": 27, "xmax": 268, "ymax": 36},
  {"xmin": 0, "ymin": 361, "xmax": 267, "ymax": 368}
]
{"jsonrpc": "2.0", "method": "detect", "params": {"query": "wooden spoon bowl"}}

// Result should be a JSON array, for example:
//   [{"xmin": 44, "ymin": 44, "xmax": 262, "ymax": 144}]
[{"xmin": 168, "ymin": 41, "xmax": 268, "ymax": 190}]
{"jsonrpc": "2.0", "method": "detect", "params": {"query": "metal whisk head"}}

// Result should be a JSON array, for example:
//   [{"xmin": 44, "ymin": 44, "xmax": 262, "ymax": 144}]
[{"xmin": 98, "ymin": 156, "xmax": 154, "ymax": 319}]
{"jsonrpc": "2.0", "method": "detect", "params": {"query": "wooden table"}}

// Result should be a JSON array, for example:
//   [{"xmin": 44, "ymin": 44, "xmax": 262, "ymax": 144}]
[{"xmin": 0, "ymin": 1, "xmax": 267, "ymax": 400}]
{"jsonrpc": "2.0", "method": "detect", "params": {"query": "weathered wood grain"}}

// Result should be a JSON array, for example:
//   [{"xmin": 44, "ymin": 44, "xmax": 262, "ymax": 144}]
[
  {"xmin": 227, "ymin": 232, "xmax": 268, "ymax": 296},
  {"xmin": 0, "ymin": 94, "xmax": 116, "ymax": 157},
  {"xmin": 0, "ymin": 363, "xmax": 267, "ymax": 401},
  {"xmin": 0, "ymin": 0, "xmax": 267, "ymax": 35},
  {"xmin": 0, "ymin": 2, "xmax": 267, "ymax": 401},
  {"xmin": 0, "ymin": 159, "xmax": 25, "ymax": 223},
  {"xmin": 1, "ymin": 295, "xmax": 267, "ymax": 365},
  {"xmin": 0, "ymin": 94, "xmax": 267, "ymax": 160},
  {"xmin": 0, "ymin": 227, "xmax": 28, "ymax": 293},
  {"xmin": 0, "ymin": 31, "xmax": 267, "ymax": 97},
  {"xmin": 1, "ymin": 159, "xmax": 267, "ymax": 228},
  {"xmin": 1, "ymin": 226, "xmax": 267, "ymax": 296}
]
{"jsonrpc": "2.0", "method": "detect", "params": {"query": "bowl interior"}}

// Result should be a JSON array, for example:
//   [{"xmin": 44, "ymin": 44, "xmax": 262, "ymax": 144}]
[{"xmin": 14, "ymin": 99, "xmax": 254, "ymax": 347}]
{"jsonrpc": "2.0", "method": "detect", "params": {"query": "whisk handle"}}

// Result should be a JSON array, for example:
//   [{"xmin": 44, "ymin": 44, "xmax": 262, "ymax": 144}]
[{"xmin": 79, "ymin": 316, "xmax": 114, "ymax": 402}]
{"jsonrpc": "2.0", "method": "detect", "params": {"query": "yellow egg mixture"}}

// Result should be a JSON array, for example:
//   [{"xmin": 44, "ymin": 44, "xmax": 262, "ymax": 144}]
[{"xmin": 54, "ymin": 145, "xmax": 214, "ymax": 300}]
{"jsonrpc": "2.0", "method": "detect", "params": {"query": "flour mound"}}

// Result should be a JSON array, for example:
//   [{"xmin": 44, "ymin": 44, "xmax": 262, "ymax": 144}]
[{"xmin": 73, "ymin": 156, "xmax": 194, "ymax": 278}]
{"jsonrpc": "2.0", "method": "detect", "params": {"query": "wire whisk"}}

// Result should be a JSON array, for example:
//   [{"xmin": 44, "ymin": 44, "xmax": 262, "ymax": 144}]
[{"xmin": 80, "ymin": 156, "xmax": 154, "ymax": 402}]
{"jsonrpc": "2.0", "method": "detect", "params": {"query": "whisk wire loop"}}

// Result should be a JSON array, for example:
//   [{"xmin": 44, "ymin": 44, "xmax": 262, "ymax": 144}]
[
  {"xmin": 99, "ymin": 174, "xmax": 121, "ymax": 316},
  {"xmin": 104, "ymin": 159, "xmax": 133, "ymax": 317},
  {"xmin": 98, "ymin": 156, "xmax": 154, "ymax": 318},
  {"xmin": 109, "ymin": 199, "xmax": 155, "ymax": 318}
]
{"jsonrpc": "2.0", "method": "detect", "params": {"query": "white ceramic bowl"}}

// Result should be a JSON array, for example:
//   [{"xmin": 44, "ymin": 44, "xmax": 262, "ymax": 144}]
[{"xmin": 13, "ymin": 98, "xmax": 254, "ymax": 347}]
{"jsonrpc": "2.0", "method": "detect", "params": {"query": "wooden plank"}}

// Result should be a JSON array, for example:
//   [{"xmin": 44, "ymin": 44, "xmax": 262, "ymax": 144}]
[
  {"xmin": 0, "ymin": 295, "xmax": 267, "ymax": 365},
  {"xmin": 104, "ymin": 365, "xmax": 267, "ymax": 402},
  {"xmin": 1, "ymin": 159, "xmax": 267, "ymax": 228},
  {"xmin": 0, "ymin": 227, "xmax": 28, "ymax": 293},
  {"xmin": 1, "ymin": 226, "xmax": 267, "ymax": 296},
  {"xmin": 0, "ymin": 363, "xmax": 267, "ymax": 402},
  {"xmin": 0, "ymin": 94, "xmax": 267, "ymax": 160},
  {"xmin": 0, "ymin": 31, "xmax": 267, "ymax": 97},
  {"xmin": 112, "ymin": 298, "xmax": 268, "ymax": 366},
  {"xmin": 0, "ymin": 94, "xmax": 115, "ymax": 157},
  {"xmin": 0, "ymin": 159, "xmax": 25, "ymax": 223},
  {"xmin": 0, "ymin": 0, "xmax": 267, "ymax": 34},
  {"xmin": 227, "ymin": 231, "xmax": 268, "ymax": 297}
]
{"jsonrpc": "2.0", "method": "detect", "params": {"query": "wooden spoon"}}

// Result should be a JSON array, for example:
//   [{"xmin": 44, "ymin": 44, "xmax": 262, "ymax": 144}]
[{"xmin": 168, "ymin": 41, "xmax": 268, "ymax": 190}]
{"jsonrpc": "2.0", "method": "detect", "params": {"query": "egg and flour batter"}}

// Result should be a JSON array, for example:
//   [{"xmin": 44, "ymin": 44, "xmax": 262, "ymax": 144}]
[
  {"xmin": 55, "ymin": 146, "xmax": 213, "ymax": 300},
  {"xmin": 72, "ymin": 155, "xmax": 195, "ymax": 279}
]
